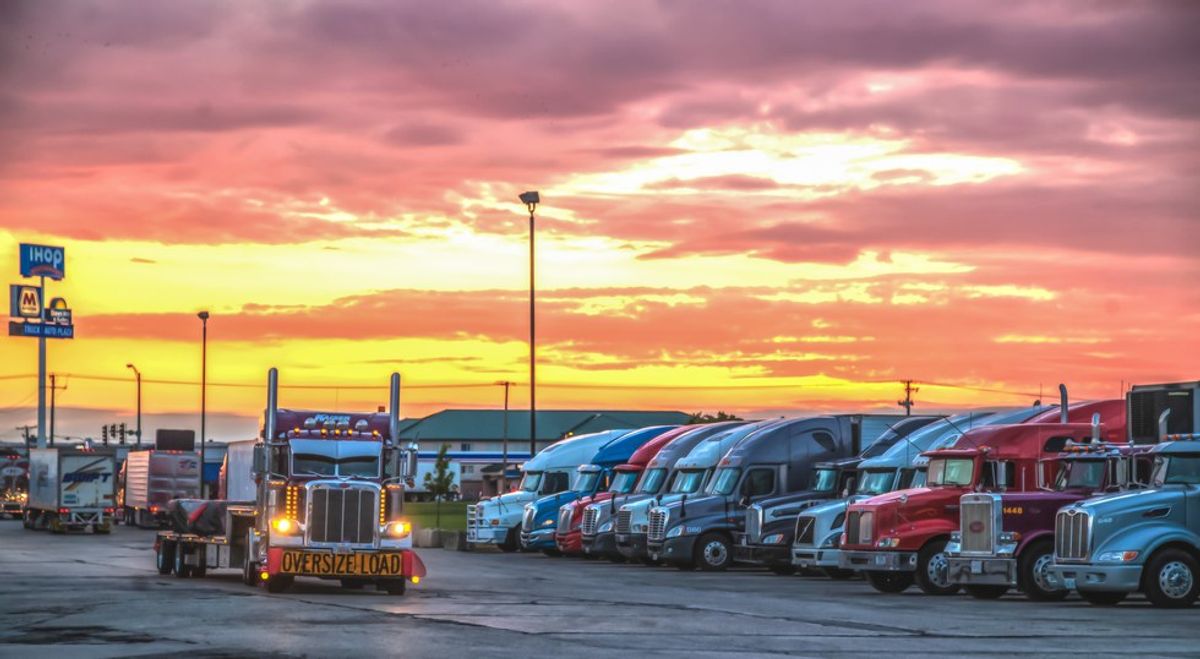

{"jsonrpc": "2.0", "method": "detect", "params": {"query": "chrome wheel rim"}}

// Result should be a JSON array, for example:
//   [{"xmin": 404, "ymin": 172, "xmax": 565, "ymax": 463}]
[
  {"xmin": 927, "ymin": 552, "xmax": 950, "ymax": 587},
  {"xmin": 1033, "ymin": 553, "xmax": 1060, "ymax": 592},
  {"xmin": 1159, "ymin": 561, "xmax": 1194, "ymax": 600},
  {"xmin": 703, "ymin": 541, "xmax": 728, "ymax": 566}
]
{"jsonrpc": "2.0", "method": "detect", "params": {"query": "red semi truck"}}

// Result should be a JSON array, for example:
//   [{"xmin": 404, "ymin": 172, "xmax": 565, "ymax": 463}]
[
  {"xmin": 839, "ymin": 395, "xmax": 1126, "ymax": 595},
  {"xmin": 556, "ymin": 426, "xmax": 693, "ymax": 555}
]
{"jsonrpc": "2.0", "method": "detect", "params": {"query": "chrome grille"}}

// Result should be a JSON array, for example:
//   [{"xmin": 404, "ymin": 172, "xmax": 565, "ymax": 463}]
[
  {"xmin": 648, "ymin": 508, "xmax": 668, "ymax": 542},
  {"xmin": 1055, "ymin": 509, "xmax": 1090, "ymax": 560},
  {"xmin": 581, "ymin": 507, "xmax": 600, "ymax": 536},
  {"xmin": 307, "ymin": 484, "xmax": 377, "ymax": 545},
  {"xmin": 616, "ymin": 509, "xmax": 632, "ymax": 534},
  {"xmin": 846, "ymin": 511, "xmax": 861, "ymax": 545},
  {"xmin": 795, "ymin": 516, "xmax": 816, "ymax": 546},
  {"xmin": 960, "ymin": 496, "xmax": 995, "ymax": 553},
  {"xmin": 746, "ymin": 505, "xmax": 763, "ymax": 544},
  {"xmin": 522, "ymin": 505, "xmax": 535, "ymax": 532},
  {"xmin": 855, "ymin": 511, "xmax": 874, "ymax": 545},
  {"xmin": 557, "ymin": 506, "xmax": 573, "ymax": 533}
]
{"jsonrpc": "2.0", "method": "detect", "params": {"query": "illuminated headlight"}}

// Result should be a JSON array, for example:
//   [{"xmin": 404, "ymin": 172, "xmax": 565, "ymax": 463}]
[
  {"xmin": 599, "ymin": 521, "xmax": 613, "ymax": 533},
  {"xmin": 666, "ymin": 525, "xmax": 701, "ymax": 538},
  {"xmin": 271, "ymin": 518, "xmax": 300, "ymax": 535},
  {"xmin": 1096, "ymin": 550, "xmax": 1140, "ymax": 563},
  {"xmin": 998, "ymin": 531, "xmax": 1021, "ymax": 543},
  {"xmin": 875, "ymin": 537, "xmax": 900, "ymax": 549},
  {"xmin": 540, "ymin": 518, "xmax": 555, "ymax": 528},
  {"xmin": 388, "ymin": 521, "xmax": 412, "ymax": 538},
  {"xmin": 762, "ymin": 533, "xmax": 785, "ymax": 545},
  {"xmin": 632, "ymin": 524, "xmax": 645, "ymax": 533}
]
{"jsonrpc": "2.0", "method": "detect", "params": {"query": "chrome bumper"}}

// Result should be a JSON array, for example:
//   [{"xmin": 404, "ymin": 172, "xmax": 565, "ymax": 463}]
[
  {"xmin": 947, "ymin": 556, "xmax": 1017, "ymax": 586},
  {"xmin": 839, "ymin": 549, "xmax": 917, "ymax": 572}
]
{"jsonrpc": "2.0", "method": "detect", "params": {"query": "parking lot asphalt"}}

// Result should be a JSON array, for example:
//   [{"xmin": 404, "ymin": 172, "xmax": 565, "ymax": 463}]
[{"xmin": 0, "ymin": 521, "xmax": 1196, "ymax": 658}]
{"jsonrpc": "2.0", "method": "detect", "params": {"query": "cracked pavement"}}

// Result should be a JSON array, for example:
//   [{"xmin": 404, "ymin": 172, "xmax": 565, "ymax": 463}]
[{"xmin": 0, "ymin": 521, "xmax": 1196, "ymax": 658}]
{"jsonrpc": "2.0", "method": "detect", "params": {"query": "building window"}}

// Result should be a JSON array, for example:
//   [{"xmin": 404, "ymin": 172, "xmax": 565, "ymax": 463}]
[
  {"xmin": 462, "ymin": 465, "xmax": 474, "ymax": 474},
  {"xmin": 460, "ymin": 443, "xmax": 472, "ymax": 452}
]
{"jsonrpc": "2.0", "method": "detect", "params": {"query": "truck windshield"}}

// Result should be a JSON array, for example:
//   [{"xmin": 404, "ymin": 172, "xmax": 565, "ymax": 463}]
[
  {"xmin": 858, "ymin": 470, "xmax": 896, "ymax": 495},
  {"xmin": 610, "ymin": 471, "xmax": 639, "ymax": 494},
  {"xmin": 520, "ymin": 471, "xmax": 543, "ymax": 492},
  {"xmin": 637, "ymin": 468, "xmax": 667, "ymax": 494},
  {"xmin": 709, "ymin": 467, "xmax": 741, "ymax": 496},
  {"xmin": 293, "ymin": 454, "xmax": 380, "ymax": 478},
  {"xmin": 1154, "ymin": 456, "xmax": 1200, "ymax": 486},
  {"xmin": 670, "ymin": 469, "xmax": 705, "ymax": 494},
  {"xmin": 811, "ymin": 468, "xmax": 838, "ymax": 492},
  {"xmin": 1055, "ymin": 459, "xmax": 1106, "ymax": 491},
  {"xmin": 927, "ymin": 458, "xmax": 974, "ymax": 487},
  {"xmin": 910, "ymin": 468, "xmax": 928, "ymax": 488},
  {"xmin": 574, "ymin": 471, "xmax": 602, "ymax": 492}
]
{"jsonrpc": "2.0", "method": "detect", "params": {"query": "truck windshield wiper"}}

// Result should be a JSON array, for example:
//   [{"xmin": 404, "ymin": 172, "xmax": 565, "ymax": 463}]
[{"xmin": 295, "ymin": 470, "xmax": 334, "ymax": 478}]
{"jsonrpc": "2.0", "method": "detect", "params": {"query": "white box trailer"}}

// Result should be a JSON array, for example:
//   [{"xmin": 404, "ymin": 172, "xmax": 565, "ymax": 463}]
[
  {"xmin": 25, "ymin": 447, "xmax": 117, "ymax": 533},
  {"xmin": 221, "ymin": 440, "xmax": 258, "ymax": 501},
  {"xmin": 405, "ymin": 460, "xmax": 462, "ymax": 501},
  {"xmin": 120, "ymin": 450, "xmax": 201, "ymax": 528}
]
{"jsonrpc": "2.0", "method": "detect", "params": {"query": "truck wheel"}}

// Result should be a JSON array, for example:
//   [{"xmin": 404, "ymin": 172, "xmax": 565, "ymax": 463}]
[
  {"xmin": 266, "ymin": 575, "xmax": 293, "ymax": 594},
  {"xmin": 696, "ymin": 532, "xmax": 732, "ymax": 571},
  {"xmin": 1143, "ymin": 549, "xmax": 1199, "ymax": 608},
  {"xmin": 173, "ymin": 544, "xmax": 193, "ymax": 578},
  {"xmin": 770, "ymin": 564, "xmax": 798, "ymax": 576},
  {"xmin": 157, "ymin": 541, "xmax": 176, "ymax": 575},
  {"xmin": 965, "ymin": 585, "xmax": 1008, "ymax": 599},
  {"xmin": 915, "ymin": 539, "xmax": 960, "ymax": 596},
  {"xmin": 381, "ymin": 579, "xmax": 406, "ymax": 596},
  {"xmin": 242, "ymin": 530, "xmax": 259, "ymax": 586},
  {"xmin": 865, "ymin": 571, "xmax": 912, "ymax": 593},
  {"xmin": 498, "ymin": 526, "xmax": 520, "ymax": 553},
  {"xmin": 822, "ymin": 567, "xmax": 855, "ymax": 580},
  {"xmin": 1019, "ymin": 541, "xmax": 1068, "ymax": 601},
  {"xmin": 1079, "ymin": 590, "xmax": 1126, "ymax": 606}
]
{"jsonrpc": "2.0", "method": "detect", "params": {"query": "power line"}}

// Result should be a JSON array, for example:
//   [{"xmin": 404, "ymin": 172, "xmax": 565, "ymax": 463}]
[{"xmin": 915, "ymin": 380, "xmax": 1042, "ymax": 398}]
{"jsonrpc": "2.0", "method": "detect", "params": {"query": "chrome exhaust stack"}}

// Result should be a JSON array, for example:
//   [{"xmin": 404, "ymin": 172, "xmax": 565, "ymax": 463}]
[
  {"xmin": 1091, "ymin": 413, "xmax": 1101, "ymax": 443},
  {"xmin": 265, "ymin": 367, "xmax": 279, "ymax": 441},
  {"xmin": 1158, "ymin": 409, "xmax": 1171, "ymax": 443},
  {"xmin": 1059, "ymin": 384, "xmax": 1069, "ymax": 424},
  {"xmin": 388, "ymin": 373, "xmax": 401, "ymax": 448}
]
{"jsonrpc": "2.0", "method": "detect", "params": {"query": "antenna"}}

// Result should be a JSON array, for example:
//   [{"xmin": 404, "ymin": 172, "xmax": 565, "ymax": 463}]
[{"xmin": 897, "ymin": 380, "xmax": 918, "ymax": 416}]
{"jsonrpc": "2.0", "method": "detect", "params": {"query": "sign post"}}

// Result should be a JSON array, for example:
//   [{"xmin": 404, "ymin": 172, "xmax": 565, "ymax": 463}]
[{"xmin": 13, "ymin": 243, "xmax": 70, "ymax": 449}]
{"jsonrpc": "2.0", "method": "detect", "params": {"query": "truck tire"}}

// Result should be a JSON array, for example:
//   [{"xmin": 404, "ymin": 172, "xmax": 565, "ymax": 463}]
[
  {"xmin": 242, "ymin": 530, "xmax": 259, "ymax": 586},
  {"xmin": 173, "ymin": 544, "xmax": 193, "ymax": 578},
  {"xmin": 1143, "ymin": 549, "xmax": 1199, "ymax": 608},
  {"xmin": 822, "ymin": 567, "xmax": 855, "ymax": 580},
  {"xmin": 1019, "ymin": 540, "xmax": 1067, "ymax": 601},
  {"xmin": 498, "ymin": 526, "xmax": 520, "ymax": 553},
  {"xmin": 915, "ymin": 539, "xmax": 960, "ymax": 596},
  {"xmin": 157, "ymin": 540, "xmax": 176, "ymax": 575},
  {"xmin": 696, "ymin": 532, "xmax": 733, "ymax": 571},
  {"xmin": 1079, "ymin": 590, "xmax": 1126, "ymax": 606},
  {"xmin": 866, "ymin": 571, "xmax": 912, "ymax": 593},
  {"xmin": 965, "ymin": 585, "xmax": 1008, "ymax": 599},
  {"xmin": 266, "ymin": 575, "xmax": 293, "ymax": 594},
  {"xmin": 381, "ymin": 579, "xmax": 406, "ymax": 596}
]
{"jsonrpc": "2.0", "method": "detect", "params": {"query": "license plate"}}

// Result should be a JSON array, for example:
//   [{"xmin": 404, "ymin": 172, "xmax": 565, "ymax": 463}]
[
  {"xmin": 280, "ymin": 551, "xmax": 405, "ymax": 577},
  {"xmin": 1063, "ymin": 577, "xmax": 1076, "ymax": 590},
  {"xmin": 649, "ymin": 552, "xmax": 658, "ymax": 561},
  {"xmin": 798, "ymin": 561, "xmax": 810, "ymax": 568},
  {"xmin": 971, "ymin": 560, "xmax": 983, "ymax": 574},
  {"xmin": 874, "ymin": 554, "xmax": 887, "ymax": 566}
]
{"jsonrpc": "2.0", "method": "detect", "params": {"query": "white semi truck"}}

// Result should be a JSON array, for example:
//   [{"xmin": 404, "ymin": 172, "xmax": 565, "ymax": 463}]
[{"xmin": 23, "ymin": 447, "xmax": 117, "ymax": 533}]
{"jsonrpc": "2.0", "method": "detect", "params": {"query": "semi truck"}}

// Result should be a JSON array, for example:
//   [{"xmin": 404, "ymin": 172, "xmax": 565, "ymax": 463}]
[
  {"xmin": 616, "ymin": 420, "xmax": 777, "ymax": 564},
  {"xmin": 584, "ymin": 422, "xmax": 746, "ymax": 560},
  {"xmin": 522, "ymin": 425, "xmax": 676, "ymax": 554},
  {"xmin": 1, "ymin": 450, "xmax": 29, "ymax": 519},
  {"xmin": 118, "ymin": 449, "xmax": 201, "ymax": 528},
  {"xmin": 23, "ymin": 447, "xmax": 117, "ymax": 533},
  {"xmin": 791, "ymin": 408, "xmax": 1052, "ymax": 577},
  {"xmin": 557, "ymin": 425, "xmax": 694, "ymax": 556},
  {"xmin": 1050, "ymin": 380, "xmax": 1200, "ymax": 607},
  {"xmin": 734, "ymin": 415, "xmax": 936, "ymax": 574},
  {"xmin": 647, "ymin": 414, "xmax": 908, "ymax": 571},
  {"xmin": 839, "ymin": 393, "xmax": 1126, "ymax": 595},
  {"xmin": 467, "ymin": 429, "xmax": 632, "ymax": 551},
  {"xmin": 152, "ymin": 369, "xmax": 426, "ymax": 595}
]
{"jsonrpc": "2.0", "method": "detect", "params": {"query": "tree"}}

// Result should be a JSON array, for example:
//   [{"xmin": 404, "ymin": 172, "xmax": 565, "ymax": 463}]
[
  {"xmin": 688, "ymin": 411, "xmax": 743, "ymax": 424},
  {"xmin": 423, "ymin": 444, "xmax": 456, "ymax": 529}
]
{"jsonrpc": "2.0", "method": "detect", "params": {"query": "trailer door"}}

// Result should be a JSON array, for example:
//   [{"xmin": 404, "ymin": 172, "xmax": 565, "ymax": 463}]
[{"xmin": 59, "ymin": 455, "xmax": 116, "ymax": 509}]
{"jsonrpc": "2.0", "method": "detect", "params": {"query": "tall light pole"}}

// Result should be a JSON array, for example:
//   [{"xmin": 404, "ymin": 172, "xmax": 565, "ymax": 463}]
[
  {"xmin": 126, "ymin": 364, "xmax": 142, "ymax": 448},
  {"xmin": 518, "ymin": 191, "xmax": 539, "ymax": 460},
  {"xmin": 495, "ymin": 380, "xmax": 513, "ymax": 493},
  {"xmin": 197, "ymin": 311, "xmax": 209, "ymax": 497}
]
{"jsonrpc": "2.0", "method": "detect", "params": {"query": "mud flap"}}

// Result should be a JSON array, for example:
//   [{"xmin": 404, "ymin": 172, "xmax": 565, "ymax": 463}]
[
  {"xmin": 266, "ymin": 546, "xmax": 284, "ymax": 576},
  {"xmin": 403, "ymin": 550, "xmax": 427, "ymax": 580}
]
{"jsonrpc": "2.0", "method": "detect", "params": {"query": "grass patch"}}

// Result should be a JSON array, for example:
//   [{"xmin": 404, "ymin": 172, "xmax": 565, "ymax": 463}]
[{"xmin": 405, "ymin": 500, "xmax": 469, "ymax": 532}]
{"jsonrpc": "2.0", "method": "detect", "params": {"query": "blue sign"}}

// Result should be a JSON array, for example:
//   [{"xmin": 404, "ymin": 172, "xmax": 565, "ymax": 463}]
[
  {"xmin": 8, "ymin": 321, "xmax": 74, "ymax": 339},
  {"xmin": 19, "ymin": 243, "xmax": 65, "ymax": 280}
]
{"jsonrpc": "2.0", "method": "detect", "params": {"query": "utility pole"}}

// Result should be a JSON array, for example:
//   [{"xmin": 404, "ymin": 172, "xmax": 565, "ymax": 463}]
[
  {"xmin": 16, "ymin": 426, "xmax": 34, "ymax": 451},
  {"xmin": 897, "ymin": 380, "xmax": 918, "ymax": 416},
  {"xmin": 496, "ymin": 381, "xmax": 514, "ymax": 493}
]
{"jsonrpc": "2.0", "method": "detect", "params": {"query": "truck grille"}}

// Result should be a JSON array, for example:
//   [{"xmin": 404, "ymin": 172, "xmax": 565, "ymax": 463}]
[
  {"xmin": 795, "ymin": 516, "xmax": 816, "ymax": 546},
  {"xmin": 746, "ymin": 505, "xmax": 763, "ymax": 544},
  {"xmin": 581, "ymin": 507, "xmax": 600, "ymax": 536},
  {"xmin": 616, "ymin": 509, "xmax": 632, "ymax": 534},
  {"xmin": 522, "ymin": 506, "xmax": 535, "ymax": 532},
  {"xmin": 960, "ymin": 495, "xmax": 995, "ymax": 553},
  {"xmin": 648, "ymin": 508, "xmax": 668, "ymax": 542},
  {"xmin": 557, "ymin": 506, "xmax": 573, "ymax": 533},
  {"xmin": 1056, "ymin": 509, "xmax": 1090, "ymax": 561},
  {"xmin": 307, "ymin": 484, "xmax": 377, "ymax": 545},
  {"xmin": 846, "ymin": 510, "xmax": 873, "ymax": 545}
]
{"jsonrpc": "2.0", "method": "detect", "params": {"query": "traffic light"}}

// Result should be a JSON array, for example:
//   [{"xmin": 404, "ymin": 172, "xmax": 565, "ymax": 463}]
[
  {"xmin": 102, "ymin": 425, "xmax": 109, "ymax": 445},
  {"xmin": 118, "ymin": 423, "xmax": 127, "ymax": 444}
]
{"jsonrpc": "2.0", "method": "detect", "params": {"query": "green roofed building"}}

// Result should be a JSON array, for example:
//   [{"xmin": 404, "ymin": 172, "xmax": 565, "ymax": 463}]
[{"xmin": 398, "ymin": 409, "xmax": 690, "ymax": 498}]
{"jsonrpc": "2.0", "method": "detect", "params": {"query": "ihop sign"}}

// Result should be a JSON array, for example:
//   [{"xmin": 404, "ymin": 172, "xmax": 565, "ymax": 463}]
[{"xmin": 20, "ymin": 243, "xmax": 65, "ymax": 280}]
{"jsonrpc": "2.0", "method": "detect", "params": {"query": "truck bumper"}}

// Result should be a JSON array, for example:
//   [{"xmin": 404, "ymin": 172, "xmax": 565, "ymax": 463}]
[
  {"xmin": 520, "ymin": 528, "xmax": 556, "ymax": 550},
  {"xmin": 616, "ymin": 532, "xmax": 648, "ymax": 560},
  {"xmin": 947, "ymin": 556, "xmax": 1017, "ymax": 587},
  {"xmin": 649, "ymin": 536, "xmax": 696, "ymax": 564},
  {"xmin": 467, "ymin": 525, "xmax": 509, "ymax": 544},
  {"xmin": 582, "ymin": 532, "xmax": 618, "ymax": 556},
  {"xmin": 1049, "ymin": 562, "xmax": 1143, "ymax": 593},
  {"xmin": 840, "ymin": 549, "xmax": 917, "ymax": 572},
  {"xmin": 733, "ymin": 540, "xmax": 791, "ymax": 566},
  {"xmin": 266, "ymin": 547, "xmax": 427, "ymax": 581},
  {"xmin": 793, "ymin": 547, "xmax": 841, "ymax": 569},
  {"xmin": 555, "ymin": 530, "xmax": 583, "ymax": 554}
]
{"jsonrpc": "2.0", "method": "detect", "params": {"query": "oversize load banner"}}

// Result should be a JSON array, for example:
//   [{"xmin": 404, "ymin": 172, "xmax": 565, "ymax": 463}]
[{"xmin": 279, "ymin": 550, "xmax": 406, "ymax": 576}]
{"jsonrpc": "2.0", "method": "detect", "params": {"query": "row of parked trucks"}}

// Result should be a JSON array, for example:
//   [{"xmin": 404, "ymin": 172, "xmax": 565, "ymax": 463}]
[{"xmin": 469, "ymin": 380, "xmax": 1200, "ymax": 608}]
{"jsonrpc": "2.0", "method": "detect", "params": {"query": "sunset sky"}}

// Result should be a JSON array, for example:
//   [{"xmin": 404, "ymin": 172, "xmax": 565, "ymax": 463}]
[{"xmin": 1, "ymin": 1, "xmax": 1197, "ymax": 442}]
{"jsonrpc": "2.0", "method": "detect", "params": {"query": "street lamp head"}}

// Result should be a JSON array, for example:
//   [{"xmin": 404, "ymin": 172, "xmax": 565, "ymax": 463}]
[
  {"xmin": 519, "ymin": 190, "xmax": 540, "ymax": 212},
  {"xmin": 197, "ymin": 310, "xmax": 210, "ymax": 321}
]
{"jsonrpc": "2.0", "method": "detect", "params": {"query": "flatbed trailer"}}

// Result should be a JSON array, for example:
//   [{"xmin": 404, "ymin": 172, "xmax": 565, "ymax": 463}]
[{"xmin": 154, "ymin": 504, "xmax": 258, "ymax": 581}]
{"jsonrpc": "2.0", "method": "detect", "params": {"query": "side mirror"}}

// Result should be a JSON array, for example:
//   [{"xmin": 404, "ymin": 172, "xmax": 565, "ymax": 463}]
[
  {"xmin": 403, "ymin": 443, "xmax": 420, "ymax": 479},
  {"xmin": 739, "ymin": 495, "xmax": 749, "ymax": 507},
  {"xmin": 251, "ymin": 445, "xmax": 266, "ymax": 478}
]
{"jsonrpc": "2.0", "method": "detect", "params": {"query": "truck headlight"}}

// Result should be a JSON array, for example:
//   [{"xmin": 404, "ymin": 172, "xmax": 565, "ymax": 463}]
[
  {"xmin": 762, "ymin": 533, "xmax": 785, "ymax": 545},
  {"xmin": 271, "ymin": 518, "xmax": 300, "ymax": 535},
  {"xmin": 998, "ymin": 531, "xmax": 1021, "ymax": 544},
  {"xmin": 388, "ymin": 521, "xmax": 411, "ymax": 538},
  {"xmin": 1096, "ymin": 550, "xmax": 1139, "ymax": 563},
  {"xmin": 540, "ymin": 518, "xmax": 555, "ymax": 528},
  {"xmin": 599, "ymin": 521, "xmax": 613, "ymax": 533},
  {"xmin": 666, "ymin": 525, "xmax": 701, "ymax": 538},
  {"xmin": 490, "ymin": 519, "xmax": 500, "ymax": 526},
  {"xmin": 875, "ymin": 537, "xmax": 900, "ymax": 548}
]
